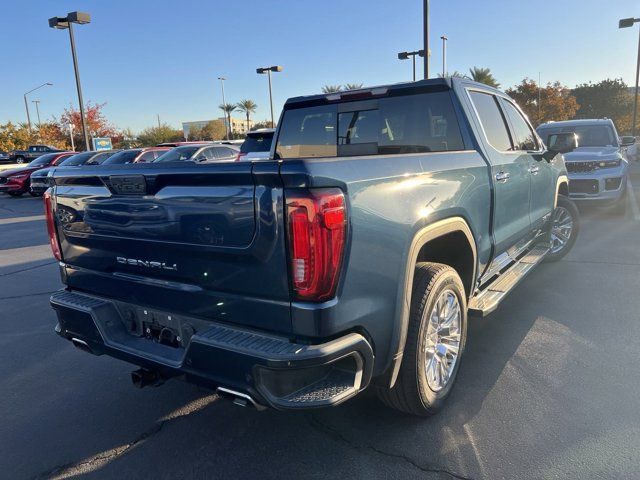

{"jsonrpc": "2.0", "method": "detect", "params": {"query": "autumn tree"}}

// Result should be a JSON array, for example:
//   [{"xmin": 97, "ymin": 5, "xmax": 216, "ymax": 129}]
[
  {"xmin": 59, "ymin": 102, "xmax": 117, "ymax": 150},
  {"xmin": 506, "ymin": 79, "xmax": 579, "ymax": 126},
  {"xmin": 200, "ymin": 120, "xmax": 227, "ymax": 140},
  {"xmin": 137, "ymin": 124, "xmax": 183, "ymax": 146},
  {"xmin": 571, "ymin": 79, "xmax": 634, "ymax": 134},
  {"xmin": 251, "ymin": 120, "xmax": 273, "ymax": 130}
]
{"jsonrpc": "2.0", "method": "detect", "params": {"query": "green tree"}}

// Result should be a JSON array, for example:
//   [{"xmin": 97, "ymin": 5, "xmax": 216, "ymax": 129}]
[
  {"xmin": 344, "ymin": 83, "xmax": 363, "ymax": 90},
  {"xmin": 219, "ymin": 103, "xmax": 236, "ymax": 139},
  {"xmin": 236, "ymin": 99, "xmax": 257, "ymax": 132},
  {"xmin": 571, "ymin": 79, "xmax": 634, "ymax": 133},
  {"xmin": 251, "ymin": 120, "xmax": 273, "ymax": 130},
  {"xmin": 506, "ymin": 79, "xmax": 579, "ymax": 126},
  {"xmin": 469, "ymin": 67, "xmax": 500, "ymax": 88},
  {"xmin": 321, "ymin": 85, "xmax": 342, "ymax": 93},
  {"xmin": 438, "ymin": 71, "xmax": 469, "ymax": 79},
  {"xmin": 138, "ymin": 124, "xmax": 184, "ymax": 146}
]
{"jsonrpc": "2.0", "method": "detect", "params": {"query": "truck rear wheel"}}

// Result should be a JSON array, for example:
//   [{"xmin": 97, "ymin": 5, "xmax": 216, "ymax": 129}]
[
  {"xmin": 377, "ymin": 263, "xmax": 467, "ymax": 416},
  {"xmin": 14, "ymin": 156, "xmax": 25, "ymax": 164}
]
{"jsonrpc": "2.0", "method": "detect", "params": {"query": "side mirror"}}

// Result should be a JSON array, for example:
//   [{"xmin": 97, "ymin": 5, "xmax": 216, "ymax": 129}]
[
  {"xmin": 543, "ymin": 132, "xmax": 578, "ymax": 160},
  {"xmin": 620, "ymin": 136, "xmax": 636, "ymax": 147}
]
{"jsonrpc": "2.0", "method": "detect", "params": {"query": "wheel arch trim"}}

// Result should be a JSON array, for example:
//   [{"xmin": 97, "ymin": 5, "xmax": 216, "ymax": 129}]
[{"xmin": 384, "ymin": 216, "xmax": 477, "ymax": 388}]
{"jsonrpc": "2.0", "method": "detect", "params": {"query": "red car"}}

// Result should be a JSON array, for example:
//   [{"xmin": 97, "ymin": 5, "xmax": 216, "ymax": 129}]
[{"xmin": 0, "ymin": 151, "xmax": 74, "ymax": 197}]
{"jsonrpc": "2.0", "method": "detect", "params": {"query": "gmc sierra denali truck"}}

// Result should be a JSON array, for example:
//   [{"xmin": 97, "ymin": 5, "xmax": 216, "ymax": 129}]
[{"xmin": 46, "ymin": 78, "xmax": 579, "ymax": 416}]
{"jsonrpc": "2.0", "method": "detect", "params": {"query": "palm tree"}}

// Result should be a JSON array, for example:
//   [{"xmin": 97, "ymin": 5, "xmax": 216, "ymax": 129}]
[
  {"xmin": 236, "ymin": 99, "xmax": 257, "ymax": 132},
  {"xmin": 469, "ymin": 67, "xmax": 500, "ymax": 88},
  {"xmin": 344, "ymin": 83, "xmax": 363, "ymax": 90},
  {"xmin": 321, "ymin": 85, "xmax": 342, "ymax": 93},
  {"xmin": 219, "ymin": 103, "xmax": 236, "ymax": 139}
]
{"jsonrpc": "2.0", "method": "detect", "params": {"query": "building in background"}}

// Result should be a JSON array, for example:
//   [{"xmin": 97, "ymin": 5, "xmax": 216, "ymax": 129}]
[{"xmin": 182, "ymin": 117, "xmax": 255, "ymax": 139}]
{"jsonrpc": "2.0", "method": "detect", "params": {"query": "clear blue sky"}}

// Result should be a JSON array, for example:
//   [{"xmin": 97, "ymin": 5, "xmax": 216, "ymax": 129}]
[{"xmin": 1, "ymin": 0, "xmax": 639, "ymax": 133}]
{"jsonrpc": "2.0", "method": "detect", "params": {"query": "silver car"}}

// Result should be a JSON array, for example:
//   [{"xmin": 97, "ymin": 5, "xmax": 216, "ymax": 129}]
[{"xmin": 537, "ymin": 119, "xmax": 633, "ymax": 206}]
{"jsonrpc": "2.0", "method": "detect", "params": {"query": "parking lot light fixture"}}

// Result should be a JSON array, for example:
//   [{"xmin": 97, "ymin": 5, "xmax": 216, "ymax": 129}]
[
  {"xmin": 217, "ymin": 77, "xmax": 229, "ymax": 140},
  {"xmin": 397, "ymin": 50, "xmax": 425, "ymax": 82},
  {"xmin": 256, "ymin": 66, "xmax": 282, "ymax": 128},
  {"xmin": 49, "ymin": 12, "xmax": 91, "ymax": 151},
  {"xmin": 32, "ymin": 100, "xmax": 42, "ymax": 126},
  {"xmin": 23, "ymin": 82, "xmax": 52, "ymax": 132},
  {"xmin": 619, "ymin": 17, "xmax": 640, "ymax": 136}
]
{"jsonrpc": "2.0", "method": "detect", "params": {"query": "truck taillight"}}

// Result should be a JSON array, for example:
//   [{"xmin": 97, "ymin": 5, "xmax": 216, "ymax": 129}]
[
  {"xmin": 285, "ymin": 188, "xmax": 347, "ymax": 301},
  {"xmin": 43, "ymin": 190, "xmax": 62, "ymax": 261}
]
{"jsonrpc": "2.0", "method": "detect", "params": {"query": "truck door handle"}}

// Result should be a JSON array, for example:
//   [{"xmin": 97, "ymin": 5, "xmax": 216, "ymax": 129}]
[
  {"xmin": 495, "ymin": 171, "xmax": 510, "ymax": 182},
  {"xmin": 528, "ymin": 165, "xmax": 540, "ymax": 175}
]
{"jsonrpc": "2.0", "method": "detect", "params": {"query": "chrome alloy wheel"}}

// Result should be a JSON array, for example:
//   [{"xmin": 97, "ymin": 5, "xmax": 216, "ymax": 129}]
[
  {"xmin": 550, "ymin": 206, "xmax": 574, "ymax": 254},
  {"xmin": 424, "ymin": 289, "xmax": 461, "ymax": 392}
]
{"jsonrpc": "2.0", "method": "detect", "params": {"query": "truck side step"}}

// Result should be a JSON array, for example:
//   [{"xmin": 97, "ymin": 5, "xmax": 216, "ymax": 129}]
[{"xmin": 468, "ymin": 244, "xmax": 549, "ymax": 317}]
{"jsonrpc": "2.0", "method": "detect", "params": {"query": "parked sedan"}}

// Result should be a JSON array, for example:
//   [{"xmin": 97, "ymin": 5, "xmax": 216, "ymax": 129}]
[
  {"xmin": 154, "ymin": 144, "xmax": 239, "ymax": 163},
  {"xmin": 30, "ymin": 150, "xmax": 120, "ymax": 196},
  {"xmin": 101, "ymin": 147, "xmax": 171, "ymax": 165},
  {"xmin": 0, "ymin": 151, "xmax": 74, "ymax": 196}
]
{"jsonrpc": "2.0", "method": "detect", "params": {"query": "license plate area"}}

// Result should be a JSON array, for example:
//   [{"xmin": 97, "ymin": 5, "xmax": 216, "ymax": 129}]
[{"xmin": 115, "ymin": 303, "xmax": 211, "ymax": 349}]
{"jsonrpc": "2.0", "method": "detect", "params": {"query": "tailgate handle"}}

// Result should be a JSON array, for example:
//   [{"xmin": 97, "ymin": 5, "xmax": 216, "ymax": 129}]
[{"xmin": 109, "ymin": 175, "xmax": 147, "ymax": 195}]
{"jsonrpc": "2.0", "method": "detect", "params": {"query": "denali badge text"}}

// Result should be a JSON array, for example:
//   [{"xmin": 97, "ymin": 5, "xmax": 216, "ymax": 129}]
[{"xmin": 116, "ymin": 257, "xmax": 178, "ymax": 271}]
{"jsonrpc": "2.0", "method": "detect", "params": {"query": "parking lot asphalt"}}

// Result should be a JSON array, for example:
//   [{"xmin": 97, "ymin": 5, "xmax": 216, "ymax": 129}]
[{"xmin": 1, "ymin": 188, "xmax": 640, "ymax": 480}]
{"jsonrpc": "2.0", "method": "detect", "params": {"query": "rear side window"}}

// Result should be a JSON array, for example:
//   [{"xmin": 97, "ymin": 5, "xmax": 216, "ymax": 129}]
[
  {"xmin": 275, "ymin": 91, "xmax": 464, "ymax": 159},
  {"xmin": 469, "ymin": 91, "xmax": 512, "ymax": 152},
  {"xmin": 501, "ymin": 100, "xmax": 539, "ymax": 151}
]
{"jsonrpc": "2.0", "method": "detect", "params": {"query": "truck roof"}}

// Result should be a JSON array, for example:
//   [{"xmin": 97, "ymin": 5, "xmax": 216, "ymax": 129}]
[
  {"xmin": 538, "ymin": 119, "xmax": 615, "ymax": 128},
  {"xmin": 283, "ymin": 77, "xmax": 499, "ymax": 108}
]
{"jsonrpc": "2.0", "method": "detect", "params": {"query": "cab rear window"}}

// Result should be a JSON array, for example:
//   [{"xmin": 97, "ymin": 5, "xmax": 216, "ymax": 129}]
[{"xmin": 275, "ymin": 91, "xmax": 464, "ymax": 159}]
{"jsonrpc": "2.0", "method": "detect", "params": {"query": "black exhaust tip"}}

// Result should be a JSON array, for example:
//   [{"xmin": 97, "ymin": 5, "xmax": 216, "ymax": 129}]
[{"xmin": 131, "ymin": 368, "xmax": 164, "ymax": 388}]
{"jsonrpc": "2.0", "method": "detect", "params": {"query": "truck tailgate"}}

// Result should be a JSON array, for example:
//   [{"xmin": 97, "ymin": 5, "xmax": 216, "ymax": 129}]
[{"xmin": 51, "ymin": 161, "xmax": 292, "ymax": 333}]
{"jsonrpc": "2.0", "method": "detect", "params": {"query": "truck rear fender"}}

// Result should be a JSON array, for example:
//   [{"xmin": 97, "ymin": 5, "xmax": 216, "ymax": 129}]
[{"xmin": 383, "ymin": 217, "xmax": 478, "ymax": 389}]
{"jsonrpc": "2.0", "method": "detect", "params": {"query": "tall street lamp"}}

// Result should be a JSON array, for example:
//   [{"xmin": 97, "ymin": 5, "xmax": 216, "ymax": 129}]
[
  {"xmin": 423, "ymin": 0, "xmax": 430, "ymax": 79},
  {"xmin": 397, "ymin": 50, "xmax": 425, "ymax": 81},
  {"xmin": 619, "ymin": 17, "xmax": 640, "ymax": 136},
  {"xmin": 49, "ymin": 11, "xmax": 91, "ymax": 151},
  {"xmin": 256, "ymin": 66, "xmax": 282, "ymax": 128},
  {"xmin": 32, "ymin": 100, "xmax": 42, "ymax": 126},
  {"xmin": 440, "ymin": 35, "xmax": 448, "ymax": 77},
  {"xmin": 23, "ymin": 82, "xmax": 52, "ymax": 132},
  {"xmin": 217, "ymin": 76, "xmax": 229, "ymax": 140}
]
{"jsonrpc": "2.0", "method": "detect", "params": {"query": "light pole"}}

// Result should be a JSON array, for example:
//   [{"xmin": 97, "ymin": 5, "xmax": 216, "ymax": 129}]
[
  {"xmin": 23, "ymin": 83, "xmax": 52, "ymax": 132},
  {"xmin": 440, "ymin": 35, "xmax": 448, "ymax": 77},
  {"xmin": 32, "ymin": 100, "xmax": 42, "ymax": 126},
  {"xmin": 256, "ymin": 66, "xmax": 282, "ymax": 128},
  {"xmin": 423, "ymin": 0, "xmax": 430, "ymax": 79},
  {"xmin": 397, "ymin": 50, "xmax": 425, "ymax": 81},
  {"xmin": 218, "ymin": 76, "xmax": 229, "ymax": 140},
  {"xmin": 619, "ymin": 17, "xmax": 640, "ymax": 136},
  {"xmin": 49, "ymin": 12, "xmax": 91, "ymax": 150}
]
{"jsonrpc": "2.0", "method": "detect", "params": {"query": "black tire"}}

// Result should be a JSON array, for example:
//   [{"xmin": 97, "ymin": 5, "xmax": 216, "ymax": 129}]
[
  {"xmin": 545, "ymin": 195, "xmax": 579, "ymax": 262},
  {"xmin": 29, "ymin": 190, "xmax": 40, "ymax": 197},
  {"xmin": 377, "ymin": 263, "xmax": 467, "ymax": 416},
  {"xmin": 14, "ymin": 156, "xmax": 25, "ymax": 164}
]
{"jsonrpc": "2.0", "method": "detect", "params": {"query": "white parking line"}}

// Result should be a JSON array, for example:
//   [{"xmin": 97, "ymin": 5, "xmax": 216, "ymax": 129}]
[
  {"xmin": 627, "ymin": 178, "xmax": 640, "ymax": 222},
  {"xmin": 0, "ymin": 214, "xmax": 45, "ymax": 225}
]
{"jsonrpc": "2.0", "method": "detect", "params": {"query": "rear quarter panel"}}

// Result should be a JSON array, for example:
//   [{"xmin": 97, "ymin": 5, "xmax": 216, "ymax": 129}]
[{"xmin": 281, "ymin": 149, "xmax": 491, "ymax": 375}]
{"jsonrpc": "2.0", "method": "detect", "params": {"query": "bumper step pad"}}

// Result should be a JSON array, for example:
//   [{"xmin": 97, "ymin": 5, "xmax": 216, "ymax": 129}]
[{"xmin": 469, "ymin": 244, "xmax": 549, "ymax": 317}]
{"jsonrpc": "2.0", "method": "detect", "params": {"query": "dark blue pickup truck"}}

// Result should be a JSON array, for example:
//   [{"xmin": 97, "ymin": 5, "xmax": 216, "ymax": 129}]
[{"xmin": 46, "ymin": 78, "xmax": 579, "ymax": 415}]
